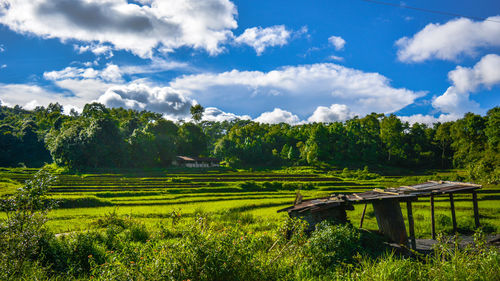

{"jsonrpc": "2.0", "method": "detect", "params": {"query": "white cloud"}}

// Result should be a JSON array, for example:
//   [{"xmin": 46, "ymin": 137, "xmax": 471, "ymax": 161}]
[
  {"xmin": 63, "ymin": 104, "xmax": 83, "ymax": 115},
  {"xmin": 119, "ymin": 58, "xmax": 190, "ymax": 75},
  {"xmin": 433, "ymin": 54, "xmax": 500, "ymax": 115},
  {"xmin": 97, "ymin": 83, "xmax": 195, "ymax": 118},
  {"xmin": 396, "ymin": 16, "xmax": 500, "ymax": 62},
  {"xmin": 398, "ymin": 113, "xmax": 461, "ymax": 126},
  {"xmin": 1, "ymin": 64, "xmax": 6, "ymax": 69},
  {"xmin": 328, "ymin": 35, "xmax": 346, "ymax": 51},
  {"xmin": 170, "ymin": 63, "xmax": 424, "ymax": 118},
  {"xmin": 24, "ymin": 99, "xmax": 40, "ymax": 110},
  {"xmin": 447, "ymin": 54, "xmax": 500, "ymax": 93},
  {"xmin": 0, "ymin": 83, "xmax": 84, "ymax": 110},
  {"xmin": 0, "ymin": 44, "xmax": 4, "ymax": 52},
  {"xmin": 307, "ymin": 104, "xmax": 353, "ymax": 122},
  {"xmin": 329, "ymin": 55, "xmax": 344, "ymax": 62},
  {"xmin": 75, "ymin": 43, "xmax": 114, "ymax": 58},
  {"xmin": 0, "ymin": 0, "xmax": 238, "ymax": 58},
  {"xmin": 255, "ymin": 108, "xmax": 301, "ymax": 124},
  {"xmin": 234, "ymin": 25, "xmax": 291, "ymax": 55},
  {"xmin": 203, "ymin": 107, "xmax": 250, "ymax": 122}
]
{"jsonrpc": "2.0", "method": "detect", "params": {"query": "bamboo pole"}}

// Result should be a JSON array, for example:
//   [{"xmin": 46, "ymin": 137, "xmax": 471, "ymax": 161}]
[
  {"xmin": 407, "ymin": 201, "xmax": 416, "ymax": 250},
  {"xmin": 472, "ymin": 191, "xmax": 480, "ymax": 228},
  {"xmin": 449, "ymin": 193, "xmax": 457, "ymax": 233},
  {"xmin": 430, "ymin": 194, "xmax": 436, "ymax": 240},
  {"xmin": 359, "ymin": 204, "xmax": 367, "ymax": 228}
]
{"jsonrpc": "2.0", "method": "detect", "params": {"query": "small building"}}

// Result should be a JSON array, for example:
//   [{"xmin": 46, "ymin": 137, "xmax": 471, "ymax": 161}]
[{"xmin": 172, "ymin": 156, "xmax": 220, "ymax": 168}]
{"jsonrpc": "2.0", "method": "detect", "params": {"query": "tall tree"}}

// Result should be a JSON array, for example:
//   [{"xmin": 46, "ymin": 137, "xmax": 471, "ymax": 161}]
[
  {"xmin": 190, "ymin": 104, "xmax": 205, "ymax": 123},
  {"xmin": 380, "ymin": 114, "xmax": 406, "ymax": 162}
]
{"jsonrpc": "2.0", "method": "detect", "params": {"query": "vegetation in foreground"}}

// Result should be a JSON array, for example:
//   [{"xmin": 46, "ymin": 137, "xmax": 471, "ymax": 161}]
[{"xmin": 0, "ymin": 170, "xmax": 499, "ymax": 281}]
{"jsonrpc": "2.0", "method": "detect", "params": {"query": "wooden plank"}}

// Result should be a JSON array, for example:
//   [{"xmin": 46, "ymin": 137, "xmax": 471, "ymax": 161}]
[
  {"xmin": 430, "ymin": 194, "xmax": 436, "ymax": 240},
  {"xmin": 353, "ymin": 193, "xmax": 363, "ymax": 200},
  {"xmin": 359, "ymin": 203, "xmax": 367, "ymax": 228},
  {"xmin": 407, "ymin": 201, "xmax": 416, "ymax": 250},
  {"xmin": 372, "ymin": 199, "xmax": 408, "ymax": 244},
  {"xmin": 472, "ymin": 191, "xmax": 480, "ymax": 228},
  {"xmin": 443, "ymin": 181, "xmax": 482, "ymax": 187},
  {"xmin": 373, "ymin": 188, "xmax": 400, "ymax": 195},
  {"xmin": 449, "ymin": 193, "xmax": 457, "ymax": 233}
]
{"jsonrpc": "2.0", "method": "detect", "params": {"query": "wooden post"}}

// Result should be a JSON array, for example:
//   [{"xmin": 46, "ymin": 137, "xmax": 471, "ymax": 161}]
[
  {"xmin": 406, "ymin": 201, "xmax": 416, "ymax": 250},
  {"xmin": 430, "ymin": 195, "xmax": 436, "ymax": 240},
  {"xmin": 472, "ymin": 191, "xmax": 480, "ymax": 228},
  {"xmin": 449, "ymin": 193, "xmax": 457, "ymax": 233},
  {"xmin": 372, "ymin": 199, "xmax": 408, "ymax": 244},
  {"xmin": 359, "ymin": 204, "xmax": 367, "ymax": 228}
]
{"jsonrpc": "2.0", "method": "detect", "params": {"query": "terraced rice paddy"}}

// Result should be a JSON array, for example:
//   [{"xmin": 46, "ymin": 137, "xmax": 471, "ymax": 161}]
[{"xmin": 1, "ymin": 167, "xmax": 499, "ymax": 237}]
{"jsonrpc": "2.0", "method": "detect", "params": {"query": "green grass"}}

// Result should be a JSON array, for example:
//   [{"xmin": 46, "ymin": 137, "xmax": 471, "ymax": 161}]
[{"xmin": 0, "ymin": 167, "xmax": 499, "ymax": 235}]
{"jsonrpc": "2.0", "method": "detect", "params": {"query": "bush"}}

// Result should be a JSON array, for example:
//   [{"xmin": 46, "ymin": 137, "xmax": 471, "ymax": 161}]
[
  {"xmin": 341, "ymin": 166, "xmax": 381, "ymax": 180},
  {"xmin": 55, "ymin": 196, "xmax": 113, "ymax": 208},
  {"xmin": 239, "ymin": 180, "xmax": 316, "ymax": 191},
  {"xmin": 298, "ymin": 221, "xmax": 387, "ymax": 279},
  {"xmin": 0, "ymin": 170, "xmax": 56, "ymax": 279}
]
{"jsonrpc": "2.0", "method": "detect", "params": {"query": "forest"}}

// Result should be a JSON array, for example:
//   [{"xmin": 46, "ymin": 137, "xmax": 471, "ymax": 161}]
[{"xmin": 1, "ymin": 102, "xmax": 498, "ymax": 183}]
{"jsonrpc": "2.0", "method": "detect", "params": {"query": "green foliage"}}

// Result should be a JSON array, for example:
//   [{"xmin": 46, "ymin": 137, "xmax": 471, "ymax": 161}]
[
  {"xmin": 190, "ymin": 104, "xmax": 205, "ymax": 123},
  {"xmin": 238, "ymin": 180, "xmax": 316, "ymax": 191},
  {"xmin": 298, "ymin": 222, "xmax": 387, "ymax": 278},
  {"xmin": 0, "ymin": 170, "xmax": 55, "ymax": 279},
  {"xmin": 352, "ymin": 233, "xmax": 500, "ymax": 281},
  {"xmin": 341, "ymin": 166, "xmax": 381, "ymax": 180},
  {"xmin": 2, "ymin": 103, "xmax": 499, "ymax": 184},
  {"xmin": 55, "ymin": 196, "xmax": 113, "ymax": 208}
]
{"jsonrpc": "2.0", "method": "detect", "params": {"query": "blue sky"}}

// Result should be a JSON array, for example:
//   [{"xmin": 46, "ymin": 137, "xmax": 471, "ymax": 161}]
[{"xmin": 0, "ymin": 0, "xmax": 499, "ymax": 124}]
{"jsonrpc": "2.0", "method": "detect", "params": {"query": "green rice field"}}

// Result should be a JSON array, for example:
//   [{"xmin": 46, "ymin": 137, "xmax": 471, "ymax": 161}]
[{"xmin": 1, "ymin": 167, "xmax": 498, "ymax": 237}]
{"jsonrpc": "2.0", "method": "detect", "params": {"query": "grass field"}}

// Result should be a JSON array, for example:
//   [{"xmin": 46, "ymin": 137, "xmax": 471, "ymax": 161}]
[{"xmin": 1, "ymin": 166, "xmax": 498, "ymax": 237}]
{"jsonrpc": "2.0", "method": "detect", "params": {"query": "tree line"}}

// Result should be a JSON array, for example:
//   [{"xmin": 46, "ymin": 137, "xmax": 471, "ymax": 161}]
[{"xmin": 0, "ymin": 102, "xmax": 498, "ymax": 181}]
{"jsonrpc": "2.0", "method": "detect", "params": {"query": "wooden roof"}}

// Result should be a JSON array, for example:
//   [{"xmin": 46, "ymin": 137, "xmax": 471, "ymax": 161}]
[{"xmin": 278, "ymin": 181, "xmax": 481, "ymax": 214}]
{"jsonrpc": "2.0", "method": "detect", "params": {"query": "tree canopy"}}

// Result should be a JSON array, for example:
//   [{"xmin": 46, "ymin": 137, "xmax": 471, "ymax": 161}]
[{"xmin": 0, "ymin": 103, "xmax": 498, "ymax": 182}]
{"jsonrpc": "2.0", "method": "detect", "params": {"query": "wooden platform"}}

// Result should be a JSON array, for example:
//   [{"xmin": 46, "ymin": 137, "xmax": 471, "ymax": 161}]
[{"xmin": 278, "ymin": 181, "xmax": 482, "ymax": 249}]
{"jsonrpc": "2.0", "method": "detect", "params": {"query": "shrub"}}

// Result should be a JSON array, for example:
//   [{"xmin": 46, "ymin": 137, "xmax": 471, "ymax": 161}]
[
  {"xmin": 0, "ymin": 170, "xmax": 56, "ymax": 279},
  {"xmin": 299, "ymin": 222, "xmax": 362, "ymax": 276}
]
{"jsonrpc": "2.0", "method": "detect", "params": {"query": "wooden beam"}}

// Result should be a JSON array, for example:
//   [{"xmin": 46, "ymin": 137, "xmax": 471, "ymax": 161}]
[
  {"xmin": 372, "ymin": 199, "xmax": 408, "ymax": 244},
  {"xmin": 430, "ymin": 194, "xmax": 436, "ymax": 240},
  {"xmin": 449, "ymin": 193, "xmax": 457, "ymax": 233},
  {"xmin": 373, "ymin": 188, "xmax": 399, "ymax": 195},
  {"xmin": 359, "ymin": 203, "xmax": 367, "ymax": 228},
  {"xmin": 472, "ymin": 191, "xmax": 480, "ymax": 228},
  {"xmin": 406, "ymin": 201, "xmax": 416, "ymax": 250}
]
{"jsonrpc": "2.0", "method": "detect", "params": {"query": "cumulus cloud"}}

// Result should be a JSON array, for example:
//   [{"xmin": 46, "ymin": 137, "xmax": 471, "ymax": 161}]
[
  {"xmin": 97, "ymin": 83, "xmax": 195, "ymax": 118},
  {"xmin": 0, "ymin": 0, "xmax": 237, "ymax": 57},
  {"xmin": 75, "ymin": 44, "xmax": 113, "ymax": 58},
  {"xmin": 0, "ymin": 83, "xmax": 84, "ymax": 110},
  {"xmin": 170, "ymin": 63, "xmax": 424, "ymax": 118},
  {"xmin": 398, "ymin": 113, "xmax": 461, "ymax": 126},
  {"xmin": 0, "ymin": 44, "xmax": 4, "ymax": 52},
  {"xmin": 203, "ymin": 107, "xmax": 251, "ymax": 122},
  {"xmin": 307, "ymin": 104, "xmax": 353, "ymax": 122},
  {"xmin": 328, "ymin": 35, "xmax": 346, "ymax": 51},
  {"xmin": 254, "ymin": 108, "xmax": 301, "ymax": 124},
  {"xmin": 1, "ymin": 64, "xmax": 6, "ymax": 69},
  {"xmin": 433, "ymin": 54, "xmax": 500, "ymax": 114},
  {"xmin": 396, "ymin": 16, "xmax": 500, "ymax": 62},
  {"xmin": 234, "ymin": 25, "xmax": 291, "ymax": 55},
  {"xmin": 44, "ymin": 58, "xmax": 189, "ymax": 86}
]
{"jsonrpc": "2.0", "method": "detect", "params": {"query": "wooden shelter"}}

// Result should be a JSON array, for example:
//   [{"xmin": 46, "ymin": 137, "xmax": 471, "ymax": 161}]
[{"xmin": 278, "ymin": 181, "xmax": 482, "ymax": 249}]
